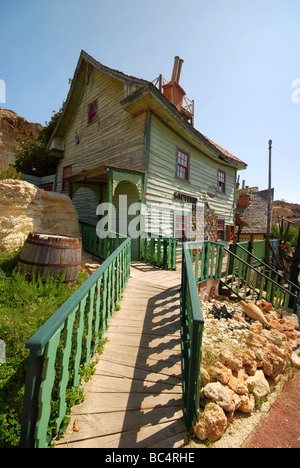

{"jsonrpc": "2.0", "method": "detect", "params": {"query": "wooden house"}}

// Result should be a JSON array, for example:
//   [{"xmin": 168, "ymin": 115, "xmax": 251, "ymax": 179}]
[{"xmin": 46, "ymin": 51, "xmax": 247, "ymax": 257}]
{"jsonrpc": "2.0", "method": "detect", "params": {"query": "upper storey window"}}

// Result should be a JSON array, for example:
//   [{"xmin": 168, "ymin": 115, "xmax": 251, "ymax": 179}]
[
  {"xmin": 176, "ymin": 149, "xmax": 189, "ymax": 181},
  {"xmin": 88, "ymin": 100, "xmax": 98, "ymax": 124},
  {"xmin": 218, "ymin": 170, "xmax": 226, "ymax": 193}
]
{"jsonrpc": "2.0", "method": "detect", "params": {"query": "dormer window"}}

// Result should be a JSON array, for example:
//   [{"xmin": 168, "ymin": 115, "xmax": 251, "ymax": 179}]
[{"xmin": 88, "ymin": 100, "xmax": 98, "ymax": 124}]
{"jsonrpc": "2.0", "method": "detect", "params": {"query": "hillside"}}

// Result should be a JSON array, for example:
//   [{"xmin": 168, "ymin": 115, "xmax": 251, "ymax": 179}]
[
  {"xmin": 0, "ymin": 107, "xmax": 42, "ymax": 169},
  {"xmin": 273, "ymin": 200, "xmax": 300, "ymax": 226}
]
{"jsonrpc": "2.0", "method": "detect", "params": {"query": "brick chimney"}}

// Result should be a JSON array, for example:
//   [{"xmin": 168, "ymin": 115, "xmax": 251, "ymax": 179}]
[{"xmin": 162, "ymin": 56, "xmax": 186, "ymax": 110}]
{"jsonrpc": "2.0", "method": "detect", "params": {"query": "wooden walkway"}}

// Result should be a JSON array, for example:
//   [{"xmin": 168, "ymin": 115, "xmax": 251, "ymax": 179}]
[{"xmin": 55, "ymin": 261, "xmax": 187, "ymax": 448}]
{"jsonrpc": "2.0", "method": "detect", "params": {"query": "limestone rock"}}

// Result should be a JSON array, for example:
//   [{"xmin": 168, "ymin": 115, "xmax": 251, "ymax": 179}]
[
  {"xmin": 246, "ymin": 370, "xmax": 270, "ymax": 400},
  {"xmin": 291, "ymin": 352, "xmax": 300, "ymax": 369},
  {"xmin": 227, "ymin": 375, "xmax": 249, "ymax": 395},
  {"xmin": 193, "ymin": 403, "xmax": 228, "ymax": 442},
  {"xmin": 201, "ymin": 381, "xmax": 241, "ymax": 413},
  {"xmin": 209, "ymin": 362, "xmax": 232, "ymax": 385},
  {"xmin": 220, "ymin": 350, "xmax": 243, "ymax": 372},
  {"xmin": 238, "ymin": 394, "xmax": 256, "ymax": 414},
  {"xmin": 200, "ymin": 367, "xmax": 210, "ymax": 386},
  {"xmin": 0, "ymin": 179, "xmax": 80, "ymax": 250},
  {"xmin": 0, "ymin": 107, "xmax": 42, "ymax": 169},
  {"xmin": 262, "ymin": 349, "xmax": 286, "ymax": 380}
]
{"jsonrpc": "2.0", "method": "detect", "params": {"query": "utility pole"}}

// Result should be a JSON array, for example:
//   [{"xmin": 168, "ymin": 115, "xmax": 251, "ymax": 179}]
[{"xmin": 266, "ymin": 139, "xmax": 272, "ymax": 264}]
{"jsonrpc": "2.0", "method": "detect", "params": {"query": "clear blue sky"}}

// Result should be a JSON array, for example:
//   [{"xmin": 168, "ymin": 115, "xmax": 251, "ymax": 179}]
[{"xmin": 1, "ymin": 0, "xmax": 299, "ymax": 203}]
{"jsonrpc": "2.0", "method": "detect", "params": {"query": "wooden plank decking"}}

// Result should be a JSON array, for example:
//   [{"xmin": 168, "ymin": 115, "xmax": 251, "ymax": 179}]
[{"xmin": 55, "ymin": 262, "xmax": 187, "ymax": 448}]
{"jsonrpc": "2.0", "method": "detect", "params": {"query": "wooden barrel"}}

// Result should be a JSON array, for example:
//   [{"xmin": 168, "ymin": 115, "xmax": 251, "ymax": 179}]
[{"xmin": 18, "ymin": 232, "xmax": 82, "ymax": 284}]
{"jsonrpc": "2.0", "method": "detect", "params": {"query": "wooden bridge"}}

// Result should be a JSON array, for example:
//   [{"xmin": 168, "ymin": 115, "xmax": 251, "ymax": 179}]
[
  {"xmin": 55, "ymin": 261, "xmax": 188, "ymax": 448},
  {"xmin": 20, "ymin": 233, "xmax": 299, "ymax": 449}
]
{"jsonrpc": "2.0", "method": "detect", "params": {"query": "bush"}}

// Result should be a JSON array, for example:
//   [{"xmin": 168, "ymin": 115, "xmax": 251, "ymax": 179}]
[{"xmin": 0, "ymin": 165, "xmax": 21, "ymax": 181}]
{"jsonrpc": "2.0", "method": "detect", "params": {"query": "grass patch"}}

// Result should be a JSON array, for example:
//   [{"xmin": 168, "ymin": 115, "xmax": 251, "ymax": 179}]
[{"xmin": 0, "ymin": 248, "xmax": 89, "ymax": 448}]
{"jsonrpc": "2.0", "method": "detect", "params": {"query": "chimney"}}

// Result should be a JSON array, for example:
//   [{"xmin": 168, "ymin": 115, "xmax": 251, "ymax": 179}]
[
  {"xmin": 171, "ymin": 56, "xmax": 184, "ymax": 83},
  {"xmin": 163, "ymin": 56, "xmax": 186, "ymax": 110}
]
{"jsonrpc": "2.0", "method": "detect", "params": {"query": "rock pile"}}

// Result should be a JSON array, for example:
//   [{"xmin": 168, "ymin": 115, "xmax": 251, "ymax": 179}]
[{"xmin": 194, "ymin": 297, "xmax": 300, "ymax": 443}]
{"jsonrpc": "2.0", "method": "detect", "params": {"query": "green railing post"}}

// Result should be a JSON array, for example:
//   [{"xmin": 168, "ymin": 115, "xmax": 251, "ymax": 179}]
[
  {"xmin": 20, "ymin": 350, "xmax": 44, "ymax": 448},
  {"xmin": 181, "ymin": 243, "xmax": 204, "ymax": 429}
]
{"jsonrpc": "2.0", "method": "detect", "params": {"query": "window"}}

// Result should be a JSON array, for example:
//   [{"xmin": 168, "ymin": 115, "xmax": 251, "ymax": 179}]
[
  {"xmin": 176, "ymin": 149, "xmax": 189, "ymax": 181},
  {"xmin": 217, "ymin": 218, "xmax": 225, "ymax": 241},
  {"xmin": 175, "ymin": 214, "xmax": 188, "ymax": 241},
  {"xmin": 62, "ymin": 165, "xmax": 72, "ymax": 192},
  {"xmin": 88, "ymin": 100, "xmax": 98, "ymax": 124},
  {"xmin": 218, "ymin": 170, "xmax": 226, "ymax": 193}
]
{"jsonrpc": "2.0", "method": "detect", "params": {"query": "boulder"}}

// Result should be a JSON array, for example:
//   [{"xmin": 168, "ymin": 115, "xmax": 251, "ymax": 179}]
[
  {"xmin": 209, "ymin": 362, "xmax": 232, "ymax": 385},
  {"xmin": 238, "ymin": 394, "xmax": 256, "ymax": 413},
  {"xmin": 246, "ymin": 370, "xmax": 270, "ymax": 400},
  {"xmin": 0, "ymin": 179, "xmax": 80, "ymax": 250},
  {"xmin": 193, "ymin": 403, "xmax": 228, "ymax": 442},
  {"xmin": 220, "ymin": 350, "xmax": 243, "ymax": 372},
  {"xmin": 201, "ymin": 381, "xmax": 241, "ymax": 413},
  {"xmin": 262, "ymin": 349, "xmax": 286, "ymax": 380}
]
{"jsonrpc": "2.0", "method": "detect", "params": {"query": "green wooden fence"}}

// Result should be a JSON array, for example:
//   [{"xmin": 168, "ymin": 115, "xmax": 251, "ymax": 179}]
[
  {"xmin": 180, "ymin": 243, "xmax": 204, "ymax": 429},
  {"xmin": 187, "ymin": 241, "xmax": 299, "ymax": 316},
  {"xmin": 140, "ymin": 233, "xmax": 177, "ymax": 270},
  {"xmin": 222, "ymin": 246, "xmax": 300, "ymax": 316},
  {"xmin": 80, "ymin": 221, "xmax": 127, "ymax": 259},
  {"xmin": 20, "ymin": 237, "xmax": 131, "ymax": 448}
]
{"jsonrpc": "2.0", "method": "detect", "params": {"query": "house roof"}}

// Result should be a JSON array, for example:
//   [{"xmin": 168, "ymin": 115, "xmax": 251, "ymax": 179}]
[{"xmin": 47, "ymin": 50, "xmax": 247, "ymax": 170}]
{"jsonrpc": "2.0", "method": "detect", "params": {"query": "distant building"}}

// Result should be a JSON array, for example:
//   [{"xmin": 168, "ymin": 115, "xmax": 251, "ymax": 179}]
[{"xmin": 235, "ymin": 184, "xmax": 274, "ymax": 241}]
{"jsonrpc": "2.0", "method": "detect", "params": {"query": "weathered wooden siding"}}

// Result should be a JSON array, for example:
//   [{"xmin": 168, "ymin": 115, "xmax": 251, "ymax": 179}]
[
  {"xmin": 56, "ymin": 68, "xmax": 146, "ymax": 192},
  {"xmin": 145, "ymin": 115, "xmax": 236, "ymax": 238}
]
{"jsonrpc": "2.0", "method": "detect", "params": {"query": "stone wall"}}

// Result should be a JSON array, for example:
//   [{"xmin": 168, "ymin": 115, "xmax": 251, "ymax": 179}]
[{"xmin": 0, "ymin": 179, "xmax": 80, "ymax": 250}]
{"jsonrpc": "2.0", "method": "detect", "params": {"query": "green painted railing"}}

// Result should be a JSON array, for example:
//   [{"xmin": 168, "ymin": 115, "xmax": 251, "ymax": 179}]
[
  {"xmin": 222, "ymin": 246, "xmax": 300, "ymax": 317},
  {"xmin": 233, "ymin": 243, "xmax": 300, "ymax": 307},
  {"xmin": 80, "ymin": 221, "xmax": 127, "ymax": 259},
  {"xmin": 187, "ymin": 241, "xmax": 299, "ymax": 317},
  {"xmin": 180, "ymin": 243, "xmax": 204, "ymax": 429},
  {"xmin": 140, "ymin": 233, "xmax": 177, "ymax": 270},
  {"xmin": 236, "ymin": 240, "xmax": 266, "ymax": 261},
  {"xmin": 20, "ymin": 237, "xmax": 131, "ymax": 448}
]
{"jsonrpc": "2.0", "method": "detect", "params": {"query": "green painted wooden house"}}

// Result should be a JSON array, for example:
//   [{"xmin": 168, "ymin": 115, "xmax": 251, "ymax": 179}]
[{"xmin": 46, "ymin": 51, "xmax": 247, "ymax": 258}]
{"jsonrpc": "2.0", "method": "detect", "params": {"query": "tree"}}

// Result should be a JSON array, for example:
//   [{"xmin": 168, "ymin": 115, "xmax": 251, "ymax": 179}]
[{"xmin": 14, "ymin": 107, "xmax": 62, "ymax": 177}]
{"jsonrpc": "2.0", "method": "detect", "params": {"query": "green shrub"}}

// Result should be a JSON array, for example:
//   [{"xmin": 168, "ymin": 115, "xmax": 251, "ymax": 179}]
[{"xmin": 0, "ymin": 165, "xmax": 21, "ymax": 181}]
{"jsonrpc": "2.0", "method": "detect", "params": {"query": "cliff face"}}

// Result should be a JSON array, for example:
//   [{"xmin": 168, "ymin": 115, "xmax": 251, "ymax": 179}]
[{"xmin": 0, "ymin": 107, "xmax": 43, "ymax": 169}]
